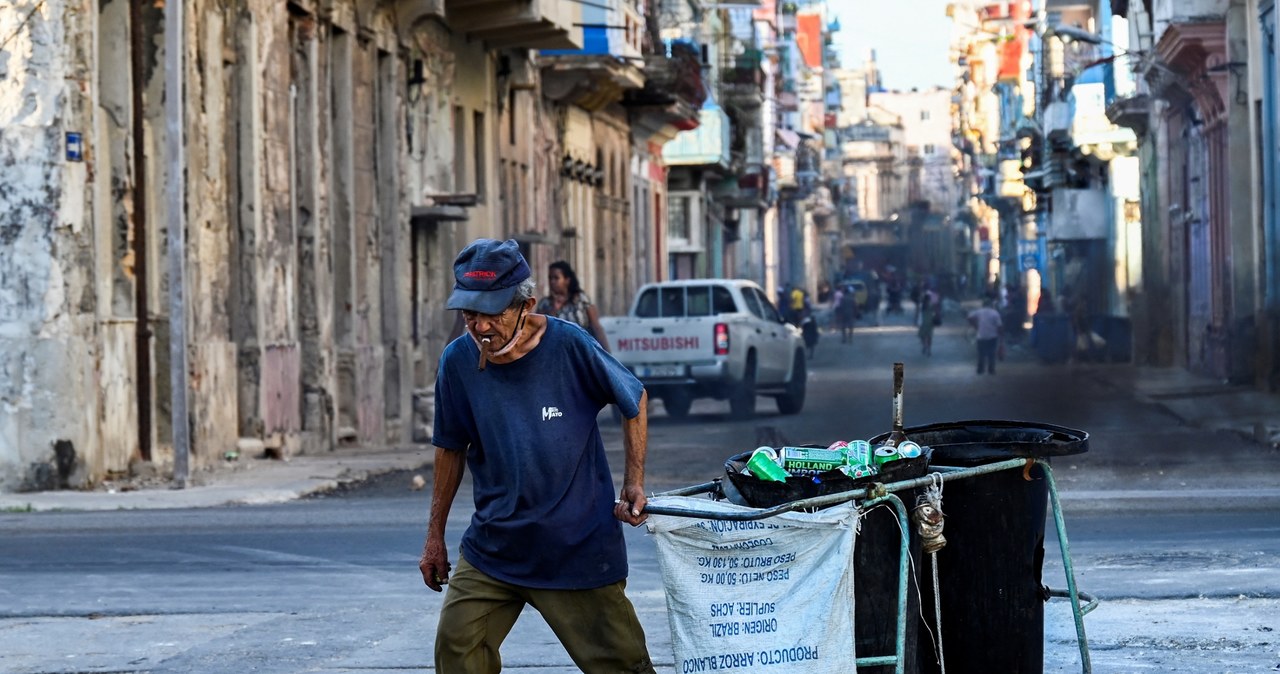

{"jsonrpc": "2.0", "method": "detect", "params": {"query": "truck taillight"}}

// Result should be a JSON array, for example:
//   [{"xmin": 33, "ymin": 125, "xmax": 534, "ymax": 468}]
[{"xmin": 714, "ymin": 323, "xmax": 730, "ymax": 355}]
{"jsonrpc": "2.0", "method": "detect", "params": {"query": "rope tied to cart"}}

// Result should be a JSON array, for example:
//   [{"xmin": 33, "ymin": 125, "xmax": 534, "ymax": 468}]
[{"xmin": 914, "ymin": 472, "xmax": 947, "ymax": 672}]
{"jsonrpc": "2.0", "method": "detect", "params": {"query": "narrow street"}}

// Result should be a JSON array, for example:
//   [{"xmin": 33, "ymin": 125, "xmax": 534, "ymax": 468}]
[
  {"xmin": 4, "ymin": 0, "xmax": 1280, "ymax": 671},
  {"xmin": 632, "ymin": 304, "xmax": 1280, "ymax": 498},
  {"xmin": 2, "ymin": 305, "xmax": 1277, "ymax": 673}
]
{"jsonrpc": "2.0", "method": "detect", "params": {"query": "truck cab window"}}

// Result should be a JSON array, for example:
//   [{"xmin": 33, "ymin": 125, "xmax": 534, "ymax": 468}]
[
  {"xmin": 752, "ymin": 289, "xmax": 783, "ymax": 322},
  {"xmin": 741, "ymin": 288, "xmax": 765, "ymax": 319},
  {"xmin": 660, "ymin": 287, "xmax": 686, "ymax": 317},
  {"xmin": 713, "ymin": 287, "xmax": 737, "ymax": 314},
  {"xmin": 686, "ymin": 286, "xmax": 711, "ymax": 316},
  {"xmin": 635, "ymin": 288, "xmax": 659, "ymax": 318}
]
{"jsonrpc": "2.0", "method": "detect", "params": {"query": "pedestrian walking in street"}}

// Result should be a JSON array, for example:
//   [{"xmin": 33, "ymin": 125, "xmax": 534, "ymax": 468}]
[
  {"xmin": 967, "ymin": 298, "xmax": 1003, "ymax": 374},
  {"xmin": 536, "ymin": 260, "xmax": 611, "ymax": 352},
  {"xmin": 801, "ymin": 313, "xmax": 819, "ymax": 359},
  {"xmin": 834, "ymin": 284, "xmax": 857, "ymax": 343},
  {"xmin": 788, "ymin": 284, "xmax": 807, "ymax": 326},
  {"xmin": 918, "ymin": 291, "xmax": 939, "ymax": 356},
  {"xmin": 419, "ymin": 239, "xmax": 655, "ymax": 674}
]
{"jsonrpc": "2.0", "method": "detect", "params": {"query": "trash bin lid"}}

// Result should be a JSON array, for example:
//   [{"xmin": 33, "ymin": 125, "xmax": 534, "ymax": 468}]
[{"xmin": 870, "ymin": 419, "xmax": 1088, "ymax": 463}]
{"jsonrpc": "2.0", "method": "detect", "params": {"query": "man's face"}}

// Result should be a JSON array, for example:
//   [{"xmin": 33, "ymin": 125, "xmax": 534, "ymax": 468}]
[{"xmin": 462, "ymin": 301, "xmax": 528, "ymax": 346}]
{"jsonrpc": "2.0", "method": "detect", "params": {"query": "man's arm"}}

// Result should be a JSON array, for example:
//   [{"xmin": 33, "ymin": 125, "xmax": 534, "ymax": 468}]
[
  {"xmin": 419, "ymin": 445, "xmax": 466, "ymax": 592},
  {"xmin": 614, "ymin": 389, "xmax": 649, "ymax": 526}
]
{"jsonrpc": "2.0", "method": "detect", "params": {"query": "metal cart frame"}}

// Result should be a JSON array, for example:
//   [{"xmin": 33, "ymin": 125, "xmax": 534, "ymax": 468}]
[{"xmin": 644, "ymin": 457, "xmax": 1098, "ymax": 674}]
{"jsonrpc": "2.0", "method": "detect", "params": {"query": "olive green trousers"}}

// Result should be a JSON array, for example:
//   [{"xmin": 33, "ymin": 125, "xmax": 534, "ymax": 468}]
[{"xmin": 435, "ymin": 555, "xmax": 656, "ymax": 674}]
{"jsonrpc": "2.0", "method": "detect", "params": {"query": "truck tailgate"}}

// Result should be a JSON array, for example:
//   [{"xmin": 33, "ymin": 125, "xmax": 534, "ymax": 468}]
[{"xmin": 605, "ymin": 319, "xmax": 714, "ymax": 372}]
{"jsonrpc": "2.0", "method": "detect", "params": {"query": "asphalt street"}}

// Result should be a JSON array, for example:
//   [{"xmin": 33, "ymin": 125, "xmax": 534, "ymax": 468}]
[{"xmin": 1, "ymin": 304, "xmax": 1278, "ymax": 672}]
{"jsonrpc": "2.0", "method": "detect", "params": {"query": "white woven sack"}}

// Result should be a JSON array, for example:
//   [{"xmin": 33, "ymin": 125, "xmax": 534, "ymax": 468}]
[{"xmin": 646, "ymin": 496, "xmax": 859, "ymax": 674}]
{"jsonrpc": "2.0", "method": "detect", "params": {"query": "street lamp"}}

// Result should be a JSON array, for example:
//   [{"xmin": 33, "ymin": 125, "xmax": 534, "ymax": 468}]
[{"xmin": 1047, "ymin": 25, "xmax": 1103, "ymax": 46}]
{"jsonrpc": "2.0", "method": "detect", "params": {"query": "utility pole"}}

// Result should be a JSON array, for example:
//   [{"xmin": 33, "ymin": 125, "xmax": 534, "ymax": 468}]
[{"xmin": 165, "ymin": 0, "xmax": 190, "ymax": 487}]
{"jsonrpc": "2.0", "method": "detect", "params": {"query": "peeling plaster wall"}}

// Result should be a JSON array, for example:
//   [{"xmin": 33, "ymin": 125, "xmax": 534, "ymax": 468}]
[
  {"xmin": 592, "ymin": 107, "xmax": 633, "ymax": 316},
  {"xmin": 401, "ymin": 22, "xmax": 497, "ymax": 387},
  {"xmin": 92, "ymin": 0, "xmax": 141, "ymax": 478},
  {"xmin": 0, "ymin": 0, "xmax": 102, "ymax": 491},
  {"xmin": 1, "ymin": 0, "xmax": 561, "ymax": 491},
  {"xmin": 183, "ymin": 2, "xmax": 238, "ymax": 467}
]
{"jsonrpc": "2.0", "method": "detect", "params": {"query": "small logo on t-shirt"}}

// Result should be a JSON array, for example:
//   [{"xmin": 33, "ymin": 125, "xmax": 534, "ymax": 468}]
[{"xmin": 542, "ymin": 406, "xmax": 563, "ymax": 421}]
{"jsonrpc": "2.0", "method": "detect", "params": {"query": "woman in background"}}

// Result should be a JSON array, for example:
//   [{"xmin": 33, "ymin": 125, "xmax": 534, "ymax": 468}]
[{"xmin": 537, "ymin": 260, "xmax": 611, "ymax": 352}]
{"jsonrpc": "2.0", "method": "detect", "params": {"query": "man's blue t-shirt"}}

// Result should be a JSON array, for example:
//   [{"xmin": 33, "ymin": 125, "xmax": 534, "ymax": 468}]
[{"xmin": 432, "ymin": 316, "xmax": 644, "ymax": 590}]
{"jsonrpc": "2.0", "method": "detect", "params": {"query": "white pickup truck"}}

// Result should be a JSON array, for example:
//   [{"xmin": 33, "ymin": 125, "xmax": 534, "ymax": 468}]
[{"xmin": 598, "ymin": 279, "xmax": 807, "ymax": 419}]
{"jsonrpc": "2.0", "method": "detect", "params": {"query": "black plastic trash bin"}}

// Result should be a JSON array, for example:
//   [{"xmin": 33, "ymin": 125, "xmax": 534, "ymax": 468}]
[{"xmin": 870, "ymin": 421, "xmax": 1088, "ymax": 674}]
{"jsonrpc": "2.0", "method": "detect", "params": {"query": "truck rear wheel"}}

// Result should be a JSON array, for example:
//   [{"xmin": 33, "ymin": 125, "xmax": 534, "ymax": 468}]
[
  {"xmin": 776, "ymin": 352, "xmax": 806, "ymax": 415},
  {"xmin": 728, "ymin": 356, "xmax": 757, "ymax": 420},
  {"xmin": 662, "ymin": 391, "xmax": 692, "ymax": 419}
]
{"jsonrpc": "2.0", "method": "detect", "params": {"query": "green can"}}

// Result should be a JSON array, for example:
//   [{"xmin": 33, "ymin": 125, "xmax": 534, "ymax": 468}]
[
  {"xmin": 847, "ymin": 440, "xmax": 873, "ymax": 467},
  {"xmin": 873, "ymin": 446, "xmax": 901, "ymax": 467},
  {"xmin": 746, "ymin": 447, "xmax": 789, "ymax": 482},
  {"xmin": 780, "ymin": 446, "xmax": 847, "ymax": 473},
  {"xmin": 841, "ymin": 463, "xmax": 877, "ymax": 479}
]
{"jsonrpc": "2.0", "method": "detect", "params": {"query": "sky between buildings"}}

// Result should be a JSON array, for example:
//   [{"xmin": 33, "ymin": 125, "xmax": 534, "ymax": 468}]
[{"xmin": 831, "ymin": 0, "xmax": 954, "ymax": 91}]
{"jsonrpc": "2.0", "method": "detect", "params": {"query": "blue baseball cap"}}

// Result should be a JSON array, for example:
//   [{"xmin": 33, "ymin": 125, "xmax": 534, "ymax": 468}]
[{"xmin": 446, "ymin": 238, "xmax": 532, "ymax": 315}]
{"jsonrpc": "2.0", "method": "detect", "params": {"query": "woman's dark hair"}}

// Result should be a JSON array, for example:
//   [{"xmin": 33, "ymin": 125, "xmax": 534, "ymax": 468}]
[{"xmin": 549, "ymin": 260, "xmax": 582, "ymax": 300}]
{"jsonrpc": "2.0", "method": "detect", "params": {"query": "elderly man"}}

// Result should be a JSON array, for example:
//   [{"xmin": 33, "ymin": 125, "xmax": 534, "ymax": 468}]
[{"xmin": 419, "ymin": 238, "xmax": 655, "ymax": 674}]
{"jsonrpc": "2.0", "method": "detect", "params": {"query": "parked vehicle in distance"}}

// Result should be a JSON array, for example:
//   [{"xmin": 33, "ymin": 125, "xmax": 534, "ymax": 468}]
[
  {"xmin": 598, "ymin": 279, "xmax": 808, "ymax": 419},
  {"xmin": 837, "ymin": 278, "xmax": 869, "ymax": 313}
]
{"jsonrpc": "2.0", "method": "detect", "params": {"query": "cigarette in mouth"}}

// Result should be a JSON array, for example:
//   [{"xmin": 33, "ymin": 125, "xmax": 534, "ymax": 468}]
[{"xmin": 478, "ymin": 337, "xmax": 492, "ymax": 371}]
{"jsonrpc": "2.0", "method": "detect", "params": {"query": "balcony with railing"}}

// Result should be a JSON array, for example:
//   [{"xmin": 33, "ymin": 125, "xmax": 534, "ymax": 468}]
[
  {"xmin": 713, "ymin": 166, "xmax": 774, "ymax": 209},
  {"xmin": 720, "ymin": 49, "xmax": 766, "ymax": 111},
  {"xmin": 624, "ymin": 39, "xmax": 707, "ymax": 141},
  {"xmin": 1105, "ymin": 93, "xmax": 1151, "ymax": 136},
  {"xmin": 540, "ymin": 1, "xmax": 645, "ymax": 110},
  {"xmin": 663, "ymin": 105, "xmax": 732, "ymax": 168},
  {"xmin": 442, "ymin": 0, "xmax": 581, "ymax": 50}
]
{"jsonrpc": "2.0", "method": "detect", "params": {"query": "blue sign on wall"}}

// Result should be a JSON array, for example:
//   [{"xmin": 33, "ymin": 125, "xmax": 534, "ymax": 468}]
[
  {"xmin": 66, "ymin": 132, "xmax": 84, "ymax": 162},
  {"xmin": 1018, "ymin": 237, "xmax": 1046, "ymax": 272}
]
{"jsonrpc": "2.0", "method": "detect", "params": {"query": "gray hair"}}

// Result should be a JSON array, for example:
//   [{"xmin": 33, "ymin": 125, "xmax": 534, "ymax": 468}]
[{"xmin": 511, "ymin": 278, "xmax": 537, "ymax": 305}]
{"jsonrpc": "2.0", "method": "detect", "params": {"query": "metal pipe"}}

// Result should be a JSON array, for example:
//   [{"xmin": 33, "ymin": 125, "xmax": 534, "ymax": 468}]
[
  {"xmin": 658, "ymin": 481, "xmax": 722, "ymax": 497},
  {"xmin": 1047, "ymin": 588, "xmax": 1099, "ymax": 616},
  {"xmin": 164, "ymin": 0, "xmax": 189, "ymax": 487},
  {"xmin": 643, "ymin": 487, "xmax": 871, "ymax": 520},
  {"xmin": 1039, "ymin": 459, "xmax": 1091, "ymax": 673},
  {"xmin": 853, "ymin": 493, "xmax": 909, "ymax": 674},
  {"xmin": 129, "ymin": 0, "xmax": 152, "ymax": 462},
  {"xmin": 644, "ymin": 459, "xmax": 1034, "ymax": 520}
]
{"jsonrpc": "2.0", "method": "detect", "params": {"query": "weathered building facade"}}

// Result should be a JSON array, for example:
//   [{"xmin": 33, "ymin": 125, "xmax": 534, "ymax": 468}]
[
  {"xmin": 1, "ymin": 0, "xmax": 850, "ymax": 492},
  {"xmin": 946, "ymin": 0, "xmax": 1279, "ymax": 387},
  {"xmin": 0, "ymin": 0, "xmax": 583, "ymax": 491},
  {"xmin": 1113, "ymin": 0, "xmax": 1270, "ymax": 383}
]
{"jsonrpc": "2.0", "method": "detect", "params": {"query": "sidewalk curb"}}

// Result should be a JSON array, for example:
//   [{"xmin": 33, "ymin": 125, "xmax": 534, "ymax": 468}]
[
  {"xmin": 1068, "ymin": 364, "xmax": 1279, "ymax": 448},
  {"xmin": 1056, "ymin": 488, "xmax": 1280, "ymax": 513},
  {"xmin": 0, "ymin": 448, "xmax": 433, "ymax": 513}
]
